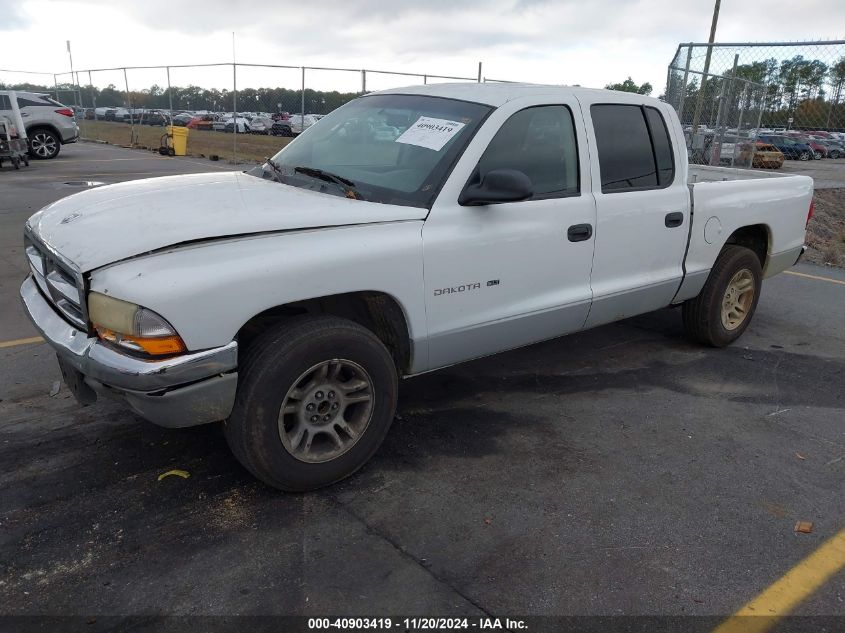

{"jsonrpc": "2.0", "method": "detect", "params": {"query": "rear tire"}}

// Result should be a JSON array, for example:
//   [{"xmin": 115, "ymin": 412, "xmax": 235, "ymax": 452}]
[
  {"xmin": 224, "ymin": 315, "xmax": 398, "ymax": 491},
  {"xmin": 28, "ymin": 128, "xmax": 61, "ymax": 159},
  {"xmin": 682, "ymin": 245, "xmax": 763, "ymax": 347}
]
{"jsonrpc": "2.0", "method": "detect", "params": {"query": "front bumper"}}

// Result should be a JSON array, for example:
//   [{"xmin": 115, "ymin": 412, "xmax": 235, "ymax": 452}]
[{"xmin": 20, "ymin": 275, "xmax": 238, "ymax": 428}]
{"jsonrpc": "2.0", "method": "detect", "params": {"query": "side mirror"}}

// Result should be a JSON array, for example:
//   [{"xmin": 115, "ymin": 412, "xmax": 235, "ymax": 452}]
[{"xmin": 458, "ymin": 169, "xmax": 534, "ymax": 206}]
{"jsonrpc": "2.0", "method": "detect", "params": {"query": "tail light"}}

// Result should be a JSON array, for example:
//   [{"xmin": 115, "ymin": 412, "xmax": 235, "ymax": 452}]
[
  {"xmin": 55, "ymin": 108, "xmax": 75, "ymax": 117},
  {"xmin": 806, "ymin": 200, "xmax": 815, "ymax": 227}
]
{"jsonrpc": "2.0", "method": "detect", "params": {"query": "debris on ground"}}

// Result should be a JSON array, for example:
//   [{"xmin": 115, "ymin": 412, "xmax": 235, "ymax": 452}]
[
  {"xmin": 157, "ymin": 469, "xmax": 190, "ymax": 482},
  {"xmin": 49, "ymin": 381, "xmax": 60, "ymax": 397},
  {"xmin": 795, "ymin": 452, "xmax": 806, "ymax": 460},
  {"xmin": 794, "ymin": 521, "xmax": 814, "ymax": 534}
]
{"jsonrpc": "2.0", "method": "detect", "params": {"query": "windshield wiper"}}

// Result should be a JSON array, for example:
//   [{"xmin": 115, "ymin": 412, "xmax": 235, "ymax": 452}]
[
  {"xmin": 264, "ymin": 157, "xmax": 286, "ymax": 182},
  {"xmin": 294, "ymin": 166, "xmax": 356, "ymax": 188}
]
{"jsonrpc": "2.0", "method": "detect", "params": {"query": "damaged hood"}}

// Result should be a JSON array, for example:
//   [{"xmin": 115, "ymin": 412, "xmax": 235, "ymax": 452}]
[{"xmin": 27, "ymin": 171, "xmax": 426, "ymax": 272}]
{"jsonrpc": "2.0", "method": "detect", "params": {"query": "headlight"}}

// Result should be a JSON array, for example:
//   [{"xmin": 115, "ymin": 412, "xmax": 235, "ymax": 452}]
[{"xmin": 88, "ymin": 292, "xmax": 186, "ymax": 356}]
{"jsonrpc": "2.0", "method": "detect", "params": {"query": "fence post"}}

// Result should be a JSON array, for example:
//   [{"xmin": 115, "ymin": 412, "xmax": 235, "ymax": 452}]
[
  {"xmin": 713, "ymin": 53, "xmax": 739, "ymax": 166},
  {"xmin": 123, "ymin": 68, "xmax": 135, "ymax": 146},
  {"xmin": 167, "ymin": 66, "xmax": 173, "ymax": 122},
  {"xmin": 302, "ymin": 67, "xmax": 306, "ymax": 118},
  {"xmin": 53, "ymin": 74, "xmax": 59, "ymax": 101},
  {"xmin": 233, "ymin": 62, "xmax": 237, "ymax": 163},
  {"xmin": 423, "ymin": 74, "xmax": 428, "ymax": 85},
  {"xmin": 732, "ymin": 83, "xmax": 749, "ymax": 167},
  {"xmin": 361, "ymin": 69, "xmax": 366, "ymax": 94},
  {"xmin": 477, "ymin": 62, "xmax": 482, "ymax": 83},
  {"xmin": 677, "ymin": 45, "xmax": 693, "ymax": 122},
  {"xmin": 89, "ymin": 71, "xmax": 96, "ymax": 121}
]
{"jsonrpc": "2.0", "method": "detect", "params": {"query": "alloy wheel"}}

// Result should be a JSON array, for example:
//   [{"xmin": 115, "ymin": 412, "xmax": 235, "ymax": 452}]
[
  {"xmin": 278, "ymin": 359, "xmax": 375, "ymax": 463},
  {"xmin": 721, "ymin": 269, "xmax": 755, "ymax": 331},
  {"xmin": 30, "ymin": 132, "xmax": 58, "ymax": 158}
]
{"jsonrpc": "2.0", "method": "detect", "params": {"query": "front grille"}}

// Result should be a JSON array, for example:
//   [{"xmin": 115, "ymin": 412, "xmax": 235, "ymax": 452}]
[{"xmin": 25, "ymin": 237, "xmax": 86, "ymax": 330}]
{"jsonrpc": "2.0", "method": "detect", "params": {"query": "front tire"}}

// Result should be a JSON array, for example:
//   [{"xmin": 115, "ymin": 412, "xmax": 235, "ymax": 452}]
[
  {"xmin": 813, "ymin": 151, "xmax": 823, "ymax": 160},
  {"xmin": 28, "ymin": 128, "xmax": 61, "ymax": 159},
  {"xmin": 799, "ymin": 151, "xmax": 810, "ymax": 161},
  {"xmin": 682, "ymin": 245, "xmax": 763, "ymax": 347},
  {"xmin": 224, "ymin": 316, "xmax": 398, "ymax": 491}
]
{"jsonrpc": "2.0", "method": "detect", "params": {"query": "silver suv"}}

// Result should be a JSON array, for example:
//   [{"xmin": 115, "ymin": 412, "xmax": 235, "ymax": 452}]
[{"xmin": 0, "ymin": 91, "xmax": 79, "ymax": 159}]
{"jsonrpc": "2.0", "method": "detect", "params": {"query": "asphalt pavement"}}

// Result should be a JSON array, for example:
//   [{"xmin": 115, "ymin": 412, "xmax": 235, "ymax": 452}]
[{"xmin": 0, "ymin": 143, "xmax": 843, "ymax": 625}]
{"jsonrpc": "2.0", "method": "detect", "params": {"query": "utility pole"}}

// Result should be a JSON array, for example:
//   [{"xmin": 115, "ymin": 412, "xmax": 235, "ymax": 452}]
[{"xmin": 690, "ymin": 0, "xmax": 721, "ymax": 138}]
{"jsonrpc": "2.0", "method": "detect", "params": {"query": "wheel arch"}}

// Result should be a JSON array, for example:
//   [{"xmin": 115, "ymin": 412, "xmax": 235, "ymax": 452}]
[
  {"xmin": 723, "ymin": 223, "xmax": 770, "ymax": 270},
  {"xmin": 235, "ymin": 291, "xmax": 414, "ymax": 374},
  {"xmin": 26, "ymin": 123, "xmax": 63, "ymax": 142}
]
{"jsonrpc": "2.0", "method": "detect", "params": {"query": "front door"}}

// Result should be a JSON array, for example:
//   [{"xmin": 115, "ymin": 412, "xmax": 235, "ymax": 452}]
[{"xmin": 422, "ymin": 99, "xmax": 597, "ymax": 370}]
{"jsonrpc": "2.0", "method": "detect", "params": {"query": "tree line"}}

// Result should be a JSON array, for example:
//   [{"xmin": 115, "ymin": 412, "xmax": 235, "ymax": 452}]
[{"xmin": 0, "ymin": 81, "xmax": 361, "ymax": 115}]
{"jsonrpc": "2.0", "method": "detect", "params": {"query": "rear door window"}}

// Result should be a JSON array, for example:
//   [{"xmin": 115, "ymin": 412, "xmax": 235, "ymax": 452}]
[{"xmin": 591, "ymin": 104, "xmax": 658, "ymax": 192}]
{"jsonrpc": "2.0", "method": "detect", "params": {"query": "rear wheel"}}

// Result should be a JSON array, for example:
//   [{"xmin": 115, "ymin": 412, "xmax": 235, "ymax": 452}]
[
  {"xmin": 813, "ymin": 150, "xmax": 823, "ymax": 160},
  {"xmin": 224, "ymin": 316, "xmax": 398, "ymax": 491},
  {"xmin": 830, "ymin": 150, "xmax": 841, "ymax": 159},
  {"xmin": 682, "ymin": 245, "xmax": 763, "ymax": 347},
  {"xmin": 28, "ymin": 128, "xmax": 60, "ymax": 159}
]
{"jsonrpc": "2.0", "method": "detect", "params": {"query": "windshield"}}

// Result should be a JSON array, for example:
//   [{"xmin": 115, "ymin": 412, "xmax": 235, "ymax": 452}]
[{"xmin": 248, "ymin": 94, "xmax": 492, "ymax": 208}]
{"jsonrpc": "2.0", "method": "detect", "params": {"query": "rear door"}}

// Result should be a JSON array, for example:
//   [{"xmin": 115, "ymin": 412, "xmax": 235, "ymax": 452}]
[
  {"xmin": 576, "ymin": 97, "xmax": 690, "ymax": 328},
  {"xmin": 422, "ymin": 97, "xmax": 597, "ymax": 370}
]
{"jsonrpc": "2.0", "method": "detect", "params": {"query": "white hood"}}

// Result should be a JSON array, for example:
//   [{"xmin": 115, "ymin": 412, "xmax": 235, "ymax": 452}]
[{"xmin": 27, "ymin": 171, "xmax": 426, "ymax": 272}]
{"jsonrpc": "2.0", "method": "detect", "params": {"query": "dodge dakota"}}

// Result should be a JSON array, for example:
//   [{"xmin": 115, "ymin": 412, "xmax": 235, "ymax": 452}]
[{"xmin": 20, "ymin": 83, "xmax": 813, "ymax": 490}]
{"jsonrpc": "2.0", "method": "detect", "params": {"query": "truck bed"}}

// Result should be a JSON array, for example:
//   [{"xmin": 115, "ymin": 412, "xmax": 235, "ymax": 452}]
[
  {"xmin": 673, "ymin": 164, "xmax": 814, "ymax": 305},
  {"xmin": 688, "ymin": 164, "xmax": 795, "ymax": 184}
]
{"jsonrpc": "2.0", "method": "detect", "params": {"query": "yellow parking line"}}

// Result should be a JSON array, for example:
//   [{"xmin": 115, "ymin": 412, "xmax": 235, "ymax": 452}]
[
  {"xmin": 784, "ymin": 270, "xmax": 845, "ymax": 286},
  {"xmin": 712, "ymin": 527, "xmax": 845, "ymax": 633},
  {"xmin": 0, "ymin": 336, "xmax": 44, "ymax": 349}
]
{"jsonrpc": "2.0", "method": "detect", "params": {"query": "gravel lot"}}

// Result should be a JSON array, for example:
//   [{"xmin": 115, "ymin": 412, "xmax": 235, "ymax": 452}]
[{"xmin": 1, "ymin": 143, "xmax": 843, "ymax": 628}]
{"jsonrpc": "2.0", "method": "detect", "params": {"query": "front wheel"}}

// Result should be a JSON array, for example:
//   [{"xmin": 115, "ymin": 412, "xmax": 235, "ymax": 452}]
[
  {"xmin": 224, "ymin": 316, "xmax": 398, "ymax": 491},
  {"xmin": 799, "ymin": 151, "xmax": 810, "ymax": 161},
  {"xmin": 830, "ymin": 150, "xmax": 841, "ymax": 159},
  {"xmin": 813, "ymin": 151, "xmax": 823, "ymax": 160},
  {"xmin": 682, "ymin": 245, "xmax": 763, "ymax": 347}
]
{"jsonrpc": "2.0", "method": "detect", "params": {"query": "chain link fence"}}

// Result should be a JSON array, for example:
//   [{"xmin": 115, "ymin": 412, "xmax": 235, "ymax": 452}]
[
  {"xmin": 2, "ymin": 63, "xmax": 481, "ymax": 164},
  {"xmin": 666, "ymin": 40, "xmax": 845, "ymax": 168}
]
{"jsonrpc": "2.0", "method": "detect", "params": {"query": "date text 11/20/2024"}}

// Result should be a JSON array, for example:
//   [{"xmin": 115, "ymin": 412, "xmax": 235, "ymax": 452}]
[{"xmin": 307, "ymin": 617, "xmax": 528, "ymax": 630}]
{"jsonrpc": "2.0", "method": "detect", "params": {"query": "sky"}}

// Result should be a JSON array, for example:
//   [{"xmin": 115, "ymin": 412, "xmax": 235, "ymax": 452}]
[{"xmin": 2, "ymin": 0, "xmax": 845, "ymax": 95}]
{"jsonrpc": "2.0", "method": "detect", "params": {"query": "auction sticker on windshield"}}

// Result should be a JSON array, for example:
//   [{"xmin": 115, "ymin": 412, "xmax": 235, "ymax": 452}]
[{"xmin": 395, "ymin": 116, "xmax": 466, "ymax": 151}]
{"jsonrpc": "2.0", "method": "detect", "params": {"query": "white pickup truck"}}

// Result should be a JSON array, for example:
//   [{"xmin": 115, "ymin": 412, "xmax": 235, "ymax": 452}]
[{"xmin": 21, "ymin": 84, "xmax": 813, "ymax": 491}]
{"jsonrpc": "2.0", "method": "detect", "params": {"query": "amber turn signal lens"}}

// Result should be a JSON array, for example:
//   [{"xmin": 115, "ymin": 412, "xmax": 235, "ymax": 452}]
[{"xmin": 95, "ymin": 326, "xmax": 187, "ymax": 356}]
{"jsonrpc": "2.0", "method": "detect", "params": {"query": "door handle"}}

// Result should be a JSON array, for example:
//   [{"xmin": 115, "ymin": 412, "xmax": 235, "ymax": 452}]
[
  {"xmin": 665, "ymin": 212, "xmax": 684, "ymax": 228},
  {"xmin": 567, "ymin": 224, "xmax": 593, "ymax": 242}
]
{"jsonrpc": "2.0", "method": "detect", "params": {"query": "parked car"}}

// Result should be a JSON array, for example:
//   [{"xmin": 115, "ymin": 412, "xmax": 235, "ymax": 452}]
[
  {"xmin": 786, "ymin": 133, "xmax": 827, "ymax": 159},
  {"xmin": 213, "ymin": 117, "xmax": 249, "ymax": 133},
  {"xmin": 758, "ymin": 135, "xmax": 813, "ymax": 161},
  {"xmin": 248, "ymin": 116, "xmax": 274, "ymax": 134},
  {"xmin": 271, "ymin": 120, "xmax": 294, "ymax": 137},
  {"xmin": 84, "ymin": 108, "xmax": 95, "ymax": 120},
  {"xmin": 0, "ymin": 90, "xmax": 79, "ymax": 159},
  {"xmin": 819, "ymin": 140, "xmax": 844, "ymax": 159},
  {"xmin": 288, "ymin": 114, "xmax": 320, "ymax": 135},
  {"xmin": 141, "ymin": 112, "xmax": 170, "ymax": 126},
  {"xmin": 739, "ymin": 142, "xmax": 785, "ymax": 169},
  {"xmin": 20, "ymin": 84, "xmax": 815, "ymax": 491},
  {"xmin": 171, "ymin": 113, "xmax": 193, "ymax": 127},
  {"xmin": 186, "ymin": 115, "xmax": 214, "ymax": 131}
]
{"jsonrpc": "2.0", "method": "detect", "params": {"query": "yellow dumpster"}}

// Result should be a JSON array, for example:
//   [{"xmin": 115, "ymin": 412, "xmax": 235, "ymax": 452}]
[{"xmin": 166, "ymin": 126, "xmax": 189, "ymax": 156}]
